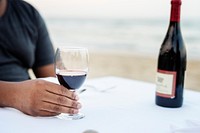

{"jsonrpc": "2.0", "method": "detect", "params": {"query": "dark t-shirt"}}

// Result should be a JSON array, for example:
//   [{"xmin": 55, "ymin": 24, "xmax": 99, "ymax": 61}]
[{"xmin": 0, "ymin": 0, "xmax": 54, "ymax": 81}]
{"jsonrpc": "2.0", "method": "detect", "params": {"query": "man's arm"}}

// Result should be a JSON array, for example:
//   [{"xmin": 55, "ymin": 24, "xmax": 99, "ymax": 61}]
[
  {"xmin": 0, "ymin": 81, "xmax": 20, "ymax": 109},
  {"xmin": 33, "ymin": 64, "xmax": 55, "ymax": 78}
]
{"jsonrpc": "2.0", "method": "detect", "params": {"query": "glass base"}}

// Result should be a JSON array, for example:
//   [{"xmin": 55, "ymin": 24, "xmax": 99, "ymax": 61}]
[{"xmin": 57, "ymin": 113, "xmax": 85, "ymax": 120}]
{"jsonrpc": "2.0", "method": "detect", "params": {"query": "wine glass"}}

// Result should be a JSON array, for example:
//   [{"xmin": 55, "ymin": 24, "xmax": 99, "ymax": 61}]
[{"xmin": 54, "ymin": 46, "xmax": 89, "ymax": 120}]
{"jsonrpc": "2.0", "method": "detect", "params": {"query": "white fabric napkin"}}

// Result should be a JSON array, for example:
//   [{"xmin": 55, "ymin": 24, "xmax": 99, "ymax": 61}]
[
  {"xmin": 39, "ymin": 77, "xmax": 59, "ymax": 84},
  {"xmin": 171, "ymin": 120, "xmax": 200, "ymax": 133}
]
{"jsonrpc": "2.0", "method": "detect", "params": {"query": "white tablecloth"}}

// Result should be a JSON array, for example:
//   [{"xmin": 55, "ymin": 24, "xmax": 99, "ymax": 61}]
[{"xmin": 0, "ymin": 76, "xmax": 200, "ymax": 133}]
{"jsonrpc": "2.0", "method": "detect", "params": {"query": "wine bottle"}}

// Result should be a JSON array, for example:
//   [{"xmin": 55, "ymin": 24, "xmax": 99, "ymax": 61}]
[{"xmin": 155, "ymin": 0, "xmax": 187, "ymax": 108}]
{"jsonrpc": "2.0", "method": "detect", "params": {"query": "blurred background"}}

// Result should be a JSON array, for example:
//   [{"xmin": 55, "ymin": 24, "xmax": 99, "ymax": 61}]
[{"xmin": 26, "ymin": 0, "xmax": 200, "ymax": 91}]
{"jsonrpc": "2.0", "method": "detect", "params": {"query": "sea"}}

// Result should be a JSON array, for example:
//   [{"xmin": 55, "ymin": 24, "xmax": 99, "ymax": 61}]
[{"xmin": 45, "ymin": 17, "xmax": 200, "ymax": 60}]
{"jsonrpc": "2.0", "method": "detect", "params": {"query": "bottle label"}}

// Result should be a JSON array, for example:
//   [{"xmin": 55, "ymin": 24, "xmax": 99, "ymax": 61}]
[{"xmin": 156, "ymin": 69, "xmax": 177, "ymax": 98}]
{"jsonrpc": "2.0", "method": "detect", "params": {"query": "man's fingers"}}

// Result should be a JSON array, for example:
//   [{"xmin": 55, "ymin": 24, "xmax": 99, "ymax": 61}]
[
  {"xmin": 43, "ymin": 91, "xmax": 82, "ymax": 109},
  {"xmin": 40, "ymin": 101, "xmax": 79, "ymax": 114},
  {"xmin": 38, "ymin": 110, "xmax": 60, "ymax": 116},
  {"xmin": 45, "ymin": 82, "xmax": 79, "ymax": 100}
]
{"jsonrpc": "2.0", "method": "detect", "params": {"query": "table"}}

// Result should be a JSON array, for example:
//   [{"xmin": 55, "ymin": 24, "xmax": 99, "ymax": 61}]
[{"xmin": 1, "ymin": 76, "xmax": 200, "ymax": 133}]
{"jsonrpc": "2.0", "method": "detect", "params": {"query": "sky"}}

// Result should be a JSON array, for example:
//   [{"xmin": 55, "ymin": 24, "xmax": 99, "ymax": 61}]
[{"xmin": 26, "ymin": 0, "xmax": 199, "ymax": 19}]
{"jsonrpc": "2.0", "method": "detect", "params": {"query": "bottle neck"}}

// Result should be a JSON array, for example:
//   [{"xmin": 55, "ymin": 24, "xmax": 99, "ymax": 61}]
[{"xmin": 170, "ymin": 0, "xmax": 182, "ymax": 22}]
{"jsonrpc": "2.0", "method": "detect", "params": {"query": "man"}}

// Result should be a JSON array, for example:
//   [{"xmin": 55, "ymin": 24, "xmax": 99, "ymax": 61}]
[{"xmin": 0, "ymin": 0, "xmax": 81, "ymax": 116}]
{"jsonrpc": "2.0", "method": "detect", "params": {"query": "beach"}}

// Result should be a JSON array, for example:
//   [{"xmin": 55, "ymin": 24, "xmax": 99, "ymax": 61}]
[
  {"xmin": 88, "ymin": 51, "xmax": 200, "ymax": 92},
  {"xmin": 44, "ymin": 17, "xmax": 200, "ymax": 92},
  {"xmin": 28, "ymin": 50, "xmax": 199, "ymax": 92},
  {"xmin": 26, "ymin": 0, "xmax": 200, "ymax": 92}
]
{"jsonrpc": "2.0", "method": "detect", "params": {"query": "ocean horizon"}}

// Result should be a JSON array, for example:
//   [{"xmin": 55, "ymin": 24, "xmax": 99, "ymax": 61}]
[{"xmin": 45, "ymin": 17, "xmax": 200, "ymax": 60}]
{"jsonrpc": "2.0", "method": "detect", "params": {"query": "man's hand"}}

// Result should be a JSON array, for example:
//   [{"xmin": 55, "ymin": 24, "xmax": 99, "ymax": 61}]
[{"xmin": 0, "ymin": 79, "xmax": 81, "ymax": 117}]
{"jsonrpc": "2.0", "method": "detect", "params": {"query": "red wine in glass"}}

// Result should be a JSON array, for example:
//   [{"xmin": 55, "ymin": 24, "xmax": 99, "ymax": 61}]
[{"xmin": 56, "ymin": 70, "xmax": 87, "ymax": 90}]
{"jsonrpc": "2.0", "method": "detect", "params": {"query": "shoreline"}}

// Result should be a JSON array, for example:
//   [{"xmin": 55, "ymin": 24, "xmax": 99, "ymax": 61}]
[{"xmin": 88, "ymin": 51, "xmax": 200, "ymax": 92}]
